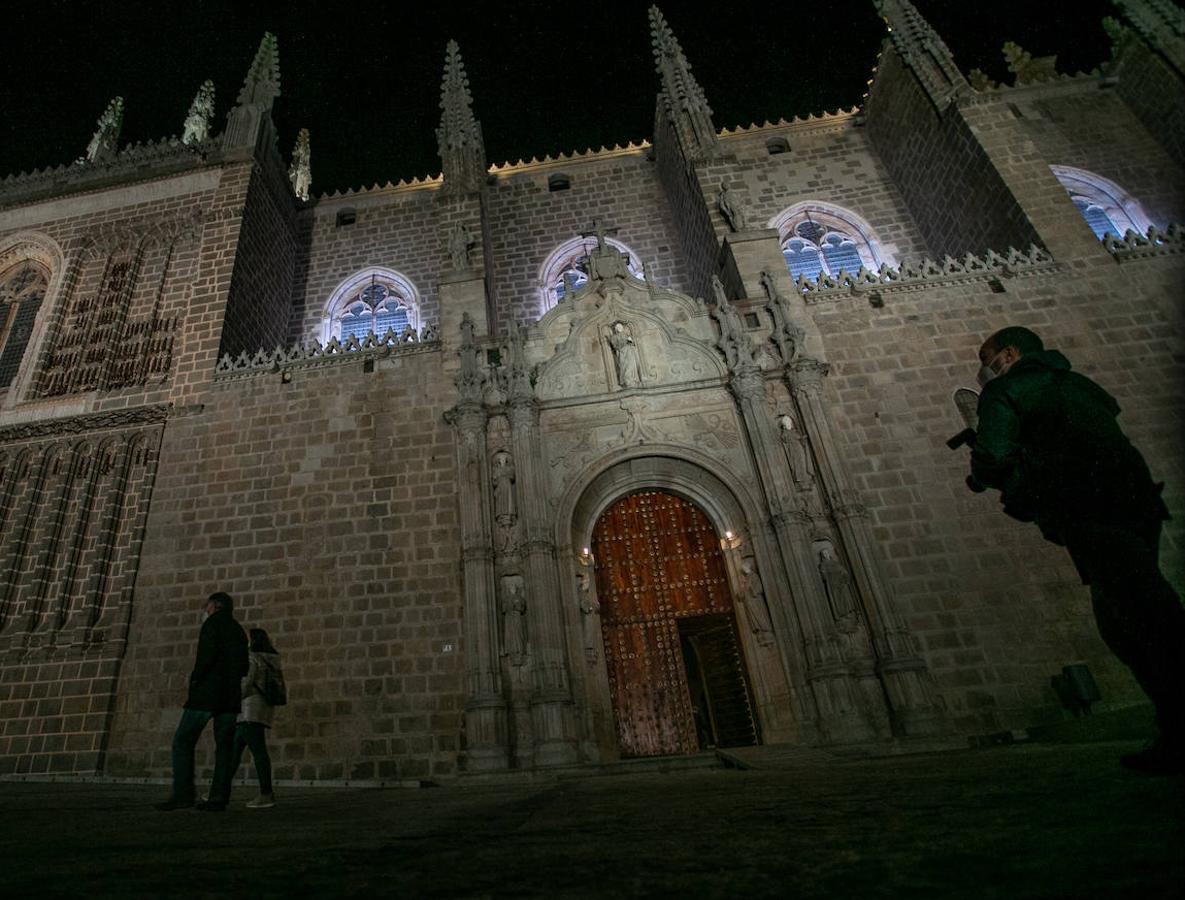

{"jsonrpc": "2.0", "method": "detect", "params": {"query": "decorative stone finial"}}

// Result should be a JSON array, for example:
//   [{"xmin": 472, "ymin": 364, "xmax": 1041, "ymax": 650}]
[
  {"xmin": 1111, "ymin": 0, "xmax": 1185, "ymax": 76},
  {"xmin": 182, "ymin": 80, "xmax": 215, "ymax": 145},
  {"xmin": 872, "ymin": 0, "xmax": 969, "ymax": 110},
  {"xmin": 649, "ymin": 6, "xmax": 718, "ymax": 161},
  {"xmin": 237, "ymin": 32, "xmax": 281, "ymax": 109},
  {"xmin": 289, "ymin": 128, "xmax": 311, "ymax": 201},
  {"xmin": 84, "ymin": 97, "xmax": 124, "ymax": 164},
  {"xmin": 1002, "ymin": 41, "xmax": 1059, "ymax": 85},
  {"xmin": 437, "ymin": 40, "xmax": 486, "ymax": 195}
]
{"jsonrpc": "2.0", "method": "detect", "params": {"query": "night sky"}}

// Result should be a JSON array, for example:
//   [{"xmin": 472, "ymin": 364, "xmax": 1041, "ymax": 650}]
[{"xmin": 0, "ymin": 1, "xmax": 1131, "ymax": 196}]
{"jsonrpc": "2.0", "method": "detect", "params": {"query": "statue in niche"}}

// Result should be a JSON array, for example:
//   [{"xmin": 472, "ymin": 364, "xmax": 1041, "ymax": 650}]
[
  {"xmin": 816, "ymin": 539, "xmax": 860, "ymax": 631},
  {"xmin": 739, "ymin": 557, "xmax": 775, "ymax": 646},
  {"xmin": 448, "ymin": 223, "xmax": 474, "ymax": 270},
  {"xmin": 776, "ymin": 413, "xmax": 815, "ymax": 490},
  {"xmin": 607, "ymin": 322, "xmax": 643, "ymax": 389},
  {"xmin": 576, "ymin": 566, "xmax": 601, "ymax": 662},
  {"xmin": 499, "ymin": 574, "xmax": 528, "ymax": 666},
  {"xmin": 492, "ymin": 451, "xmax": 516, "ymax": 525},
  {"xmin": 717, "ymin": 184, "xmax": 749, "ymax": 233}
]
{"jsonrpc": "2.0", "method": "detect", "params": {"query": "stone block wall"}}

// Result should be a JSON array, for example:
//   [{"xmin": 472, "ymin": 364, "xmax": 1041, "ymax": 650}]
[
  {"xmin": 104, "ymin": 348, "xmax": 465, "ymax": 782},
  {"xmin": 0, "ymin": 416, "xmax": 163, "ymax": 775},
  {"xmin": 484, "ymin": 149, "xmax": 691, "ymax": 335},
  {"xmin": 288, "ymin": 186, "xmax": 466, "ymax": 344},
  {"xmin": 218, "ymin": 159, "xmax": 300, "ymax": 358},
  {"xmin": 809, "ymin": 253, "xmax": 1185, "ymax": 733},
  {"xmin": 1010, "ymin": 87, "xmax": 1185, "ymax": 227},
  {"xmin": 1113, "ymin": 35, "xmax": 1185, "ymax": 171},
  {"xmin": 654, "ymin": 108, "xmax": 717, "ymax": 304},
  {"xmin": 703, "ymin": 125, "xmax": 931, "ymax": 270},
  {"xmin": 865, "ymin": 46, "xmax": 1042, "ymax": 259}
]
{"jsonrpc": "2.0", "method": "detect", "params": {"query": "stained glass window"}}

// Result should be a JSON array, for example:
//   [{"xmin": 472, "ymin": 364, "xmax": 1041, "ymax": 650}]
[
  {"xmin": 0, "ymin": 262, "xmax": 48, "ymax": 389},
  {"xmin": 334, "ymin": 279, "xmax": 413, "ymax": 341}
]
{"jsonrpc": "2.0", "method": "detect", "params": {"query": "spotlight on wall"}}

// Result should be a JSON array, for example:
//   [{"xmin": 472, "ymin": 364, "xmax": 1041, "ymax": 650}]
[
  {"xmin": 1051, "ymin": 662, "xmax": 1102, "ymax": 717},
  {"xmin": 720, "ymin": 530, "xmax": 742, "ymax": 551},
  {"xmin": 578, "ymin": 547, "xmax": 595, "ymax": 567}
]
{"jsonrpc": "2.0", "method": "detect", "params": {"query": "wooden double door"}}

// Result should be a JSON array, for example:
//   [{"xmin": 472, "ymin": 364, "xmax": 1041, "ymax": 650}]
[{"xmin": 591, "ymin": 491, "xmax": 759, "ymax": 758}]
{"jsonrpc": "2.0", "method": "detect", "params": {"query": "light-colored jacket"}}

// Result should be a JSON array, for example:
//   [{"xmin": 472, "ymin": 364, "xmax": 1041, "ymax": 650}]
[{"xmin": 239, "ymin": 651, "xmax": 281, "ymax": 727}]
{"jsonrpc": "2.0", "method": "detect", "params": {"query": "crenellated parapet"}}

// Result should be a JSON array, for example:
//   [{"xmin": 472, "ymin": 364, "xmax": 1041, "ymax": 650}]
[
  {"xmin": 213, "ymin": 326, "xmax": 441, "ymax": 379},
  {"xmin": 1102, "ymin": 223, "xmax": 1185, "ymax": 260},
  {"xmin": 791, "ymin": 244, "xmax": 1057, "ymax": 300}
]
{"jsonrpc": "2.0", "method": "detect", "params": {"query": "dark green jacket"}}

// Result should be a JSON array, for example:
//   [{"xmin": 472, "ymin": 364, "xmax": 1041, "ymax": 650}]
[
  {"xmin": 971, "ymin": 350, "xmax": 1167, "ymax": 544},
  {"xmin": 184, "ymin": 608, "xmax": 249, "ymax": 714}
]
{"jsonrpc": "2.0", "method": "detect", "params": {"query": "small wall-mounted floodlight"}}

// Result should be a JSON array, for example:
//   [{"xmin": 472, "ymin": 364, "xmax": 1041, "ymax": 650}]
[{"xmin": 1051, "ymin": 662, "xmax": 1102, "ymax": 717}]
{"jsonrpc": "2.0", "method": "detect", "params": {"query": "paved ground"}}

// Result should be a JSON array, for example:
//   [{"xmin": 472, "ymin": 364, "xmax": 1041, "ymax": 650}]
[{"xmin": 1, "ymin": 732, "xmax": 1181, "ymax": 899}]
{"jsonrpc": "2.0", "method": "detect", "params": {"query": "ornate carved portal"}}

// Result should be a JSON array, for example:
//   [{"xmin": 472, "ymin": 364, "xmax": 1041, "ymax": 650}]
[{"xmin": 591, "ymin": 490, "xmax": 758, "ymax": 758}]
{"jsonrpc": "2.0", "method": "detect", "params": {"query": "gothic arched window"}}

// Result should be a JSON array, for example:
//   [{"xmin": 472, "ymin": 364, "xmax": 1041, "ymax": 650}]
[
  {"xmin": 771, "ymin": 204, "xmax": 882, "ymax": 284},
  {"xmin": 1050, "ymin": 166, "xmax": 1152, "ymax": 240},
  {"xmin": 0, "ymin": 261, "xmax": 48, "ymax": 389},
  {"xmin": 322, "ymin": 268, "xmax": 420, "ymax": 343},
  {"xmin": 538, "ymin": 236, "xmax": 644, "ymax": 310}
]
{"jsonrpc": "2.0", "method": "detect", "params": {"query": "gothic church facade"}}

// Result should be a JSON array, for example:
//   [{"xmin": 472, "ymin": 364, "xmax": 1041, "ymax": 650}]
[{"xmin": 0, "ymin": 2, "xmax": 1182, "ymax": 781}]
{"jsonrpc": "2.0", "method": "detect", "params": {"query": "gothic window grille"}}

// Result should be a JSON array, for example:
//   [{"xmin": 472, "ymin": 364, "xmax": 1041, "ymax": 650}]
[
  {"xmin": 540, "ymin": 237, "xmax": 644, "ymax": 310},
  {"xmin": 332, "ymin": 276, "xmax": 413, "ymax": 342},
  {"xmin": 1050, "ymin": 166, "xmax": 1151, "ymax": 241},
  {"xmin": 0, "ymin": 262, "xmax": 48, "ymax": 389},
  {"xmin": 780, "ymin": 217, "xmax": 871, "ymax": 283}
]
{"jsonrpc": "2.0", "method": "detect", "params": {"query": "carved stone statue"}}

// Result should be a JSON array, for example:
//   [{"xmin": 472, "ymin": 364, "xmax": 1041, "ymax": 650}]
[
  {"xmin": 760, "ymin": 269, "xmax": 806, "ymax": 364},
  {"xmin": 182, "ymin": 80, "xmax": 215, "ymax": 146},
  {"xmin": 717, "ymin": 184, "xmax": 749, "ymax": 232},
  {"xmin": 448, "ymin": 223, "xmax": 474, "ymax": 270},
  {"xmin": 710, "ymin": 276, "xmax": 756, "ymax": 371},
  {"xmin": 776, "ymin": 413, "xmax": 814, "ymax": 489},
  {"xmin": 499, "ymin": 574, "xmax": 527, "ymax": 666},
  {"xmin": 492, "ymin": 451, "xmax": 516, "ymax": 524},
  {"xmin": 817, "ymin": 539, "xmax": 859, "ymax": 629},
  {"xmin": 577, "ymin": 562, "xmax": 601, "ymax": 662},
  {"xmin": 739, "ymin": 557, "xmax": 775, "ymax": 646},
  {"xmin": 607, "ymin": 322, "xmax": 643, "ymax": 389}
]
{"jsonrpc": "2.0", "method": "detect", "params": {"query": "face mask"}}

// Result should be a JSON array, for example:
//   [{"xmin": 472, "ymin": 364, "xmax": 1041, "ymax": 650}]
[{"xmin": 976, "ymin": 349, "xmax": 1008, "ymax": 387}]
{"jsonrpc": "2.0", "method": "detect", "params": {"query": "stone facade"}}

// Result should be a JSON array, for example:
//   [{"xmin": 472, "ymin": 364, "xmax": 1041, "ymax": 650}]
[{"xmin": 0, "ymin": 4, "xmax": 1182, "ymax": 779}]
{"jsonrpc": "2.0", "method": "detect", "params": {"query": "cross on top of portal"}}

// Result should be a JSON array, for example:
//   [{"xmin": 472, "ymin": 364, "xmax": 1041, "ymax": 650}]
[{"xmin": 579, "ymin": 219, "xmax": 619, "ymax": 252}]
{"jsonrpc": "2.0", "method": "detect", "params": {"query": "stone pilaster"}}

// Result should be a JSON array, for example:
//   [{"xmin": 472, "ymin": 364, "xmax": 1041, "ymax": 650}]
[
  {"xmin": 787, "ymin": 359, "xmax": 947, "ymax": 737},
  {"xmin": 507, "ymin": 395, "xmax": 578, "ymax": 767},
  {"xmin": 728, "ymin": 365, "xmax": 880, "ymax": 744},
  {"xmin": 439, "ymin": 268, "xmax": 489, "ymax": 360},
  {"xmin": 448, "ymin": 401, "xmax": 509, "ymax": 770}
]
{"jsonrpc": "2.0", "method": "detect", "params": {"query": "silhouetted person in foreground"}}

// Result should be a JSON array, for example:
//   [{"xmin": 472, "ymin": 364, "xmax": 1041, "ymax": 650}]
[
  {"xmin": 155, "ymin": 591, "xmax": 249, "ymax": 810},
  {"xmin": 969, "ymin": 326, "xmax": 1184, "ymax": 775}
]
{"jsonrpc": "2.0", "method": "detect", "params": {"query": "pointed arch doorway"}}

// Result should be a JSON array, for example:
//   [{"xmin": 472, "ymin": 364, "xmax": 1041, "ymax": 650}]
[{"xmin": 591, "ymin": 490, "xmax": 759, "ymax": 758}]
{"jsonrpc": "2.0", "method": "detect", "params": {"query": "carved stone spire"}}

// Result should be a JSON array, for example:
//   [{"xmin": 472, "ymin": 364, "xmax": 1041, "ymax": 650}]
[
  {"xmin": 84, "ymin": 97, "xmax": 123, "ymax": 164},
  {"xmin": 223, "ymin": 33, "xmax": 281, "ymax": 150},
  {"xmin": 873, "ymin": 0, "xmax": 969, "ymax": 110},
  {"xmin": 237, "ymin": 32, "xmax": 281, "ymax": 109},
  {"xmin": 289, "ymin": 128, "xmax": 312, "ymax": 201},
  {"xmin": 1112, "ymin": 0, "xmax": 1185, "ymax": 76},
  {"xmin": 437, "ymin": 40, "xmax": 487, "ymax": 195},
  {"xmin": 649, "ymin": 6, "xmax": 718, "ymax": 161},
  {"xmin": 182, "ymin": 80, "xmax": 215, "ymax": 146}
]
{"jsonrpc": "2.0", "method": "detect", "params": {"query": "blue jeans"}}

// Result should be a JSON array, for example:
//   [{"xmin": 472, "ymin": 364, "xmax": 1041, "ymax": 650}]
[
  {"xmin": 230, "ymin": 722, "xmax": 273, "ymax": 796},
  {"xmin": 169, "ymin": 708, "xmax": 238, "ymax": 803}
]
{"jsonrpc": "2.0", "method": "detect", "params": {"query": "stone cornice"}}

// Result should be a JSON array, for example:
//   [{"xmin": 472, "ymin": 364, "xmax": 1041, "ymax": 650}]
[
  {"xmin": 1103, "ymin": 224, "xmax": 1185, "ymax": 261},
  {"xmin": 0, "ymin": 138, "xmax": 224, "ymax": 213},
  {"xmin": 0, "ymin": 405, "xmax": 169, "ymax": 444}
]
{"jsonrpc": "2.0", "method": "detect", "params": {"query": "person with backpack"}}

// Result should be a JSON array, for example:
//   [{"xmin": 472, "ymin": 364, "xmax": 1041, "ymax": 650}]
[{"xmin": 228, "ymin": 627, "xmax": 286, "ymax": 808}]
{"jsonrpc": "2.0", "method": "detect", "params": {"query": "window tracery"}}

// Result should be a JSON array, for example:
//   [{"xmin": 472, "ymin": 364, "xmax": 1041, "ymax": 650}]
[
  {"xmin": 770, "ymin": 203, "xmax": 882, "ymax": 284},
  {"xmin": 1050, "ymin": 166, "xmax": 1152, "ymax": 240},
  {"xmin": 0, "ymin": 261, "xmax": 49, "ymax": 390},
  {"xmin": 323, "ymin": 269, "xmax": 419, "ymax": 343},
  {"xmin": 538, "ymin": 236, "xmax": 643, "ymax": 310}
]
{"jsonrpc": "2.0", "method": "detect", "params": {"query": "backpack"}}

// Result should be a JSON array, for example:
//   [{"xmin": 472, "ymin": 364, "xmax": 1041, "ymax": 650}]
[{"xmin": 259, "ymin": 657, "xmax": 288, "ymax": 707}]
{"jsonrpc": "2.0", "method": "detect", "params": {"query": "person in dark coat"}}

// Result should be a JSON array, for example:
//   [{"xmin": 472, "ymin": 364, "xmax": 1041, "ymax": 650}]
[
  {"xmin": 154, "ymin": 591, "xmax": 249, "ymax": 810},
  {"xmin": 969, "ymin": 326, "xmax": 1184, "ymax": 774}
]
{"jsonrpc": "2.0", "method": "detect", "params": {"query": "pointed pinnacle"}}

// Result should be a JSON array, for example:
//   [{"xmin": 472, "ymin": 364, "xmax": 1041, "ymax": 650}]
[{"xmin": 237, "ymin": 32, "xmax": 281, "ymax": 106}]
